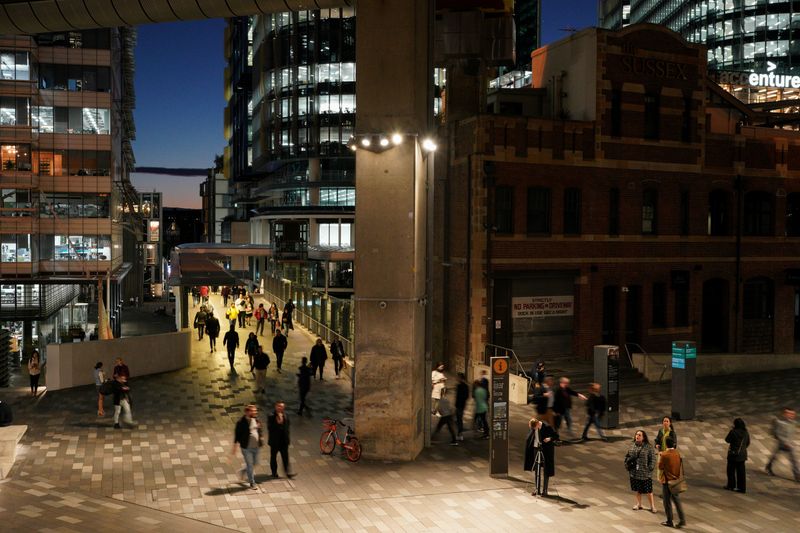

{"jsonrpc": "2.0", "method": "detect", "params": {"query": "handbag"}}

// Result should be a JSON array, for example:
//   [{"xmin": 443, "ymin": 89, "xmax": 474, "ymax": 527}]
[
  {"xmin": 667, "ymin": 458, "xmax": 687, "ymax": 493},
  {"xmin": 625, "ymin": 447, "xmax": 641, "ymax": 472}
]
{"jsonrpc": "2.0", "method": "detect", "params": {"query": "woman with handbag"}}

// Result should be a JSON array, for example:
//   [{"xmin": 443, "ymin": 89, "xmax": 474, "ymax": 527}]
[
  {"xmin": 724, "ymin": 418, "xmax": 750, "ymax": 493},
  {"xmin": 625, "ymin": 430, "xmax": 656, "ymax": 512},
  {"xmin": 657, "ymin": 436, "xmax": 686, "ymax": 528}
]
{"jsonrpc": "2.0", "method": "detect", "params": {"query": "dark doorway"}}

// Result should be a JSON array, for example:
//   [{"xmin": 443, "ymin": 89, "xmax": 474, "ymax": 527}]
[
  {"xmin": 702, "ymin": 278, "xmax": 729, "ymax": 352},
  {"xmin": 625, "ymin": 285, "xmax": 642, "ymax": 345},
  {"xmin": 602, "ymin": 285, "xmax": 619, "ymax": 345}
]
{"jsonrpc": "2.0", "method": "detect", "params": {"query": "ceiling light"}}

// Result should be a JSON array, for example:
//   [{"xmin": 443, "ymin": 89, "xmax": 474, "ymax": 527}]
[
  {"xmin": 379, "ymin": 137, "xmax": 389, "ymax": 147},
  {"xmin": 391, "ymin": 133, "xmax": 403, "ymax": 145},
  {"xmin": 422, "ymin": 138, "xmax": 437, "ymax": 152},
  {"xmin": 361, "ymin": 138, "xmax": 371, "ymax": 148}
]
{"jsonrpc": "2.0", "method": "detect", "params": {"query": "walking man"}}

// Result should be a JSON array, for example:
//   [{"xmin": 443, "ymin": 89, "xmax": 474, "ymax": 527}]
[
  {"xmin": 455, "ymin": 372, "xmax": 469, "ymax": 441},
  {"xmin": 432, "ymin": 389, "xmax": 458, "ymax": 445},
  {"xmin": 222, "ymin": 285, "xmax": 230, "ymax": 307},
  {"xmin": 267, "ymin": 401, "xmax": 294, "ymax": 479},
  {"xmin": 245, "ymin": 332, "xmax": 259, "ymax": 374},
  {"xmin": 223, "ymin": 324, "xmax": 240, "ymax": 372},
  {"xmin": 237, "ymin": 296, "xmax": 247, "ymax": 328},
  {"xmin": 273, "ymin": 328, "xmax": 288, "ymax": 373},
  {"xmin": 309, "ymin": 338, "xmax": 328, "ymax": 380},
  {"xmin": 205, "ymin": 312, "xmax": 220, "ymax": 352},
  {"xmin": 581, "ymin": 382, "xmax": 608, "ymax": 441},
  {"xmin": 193, "ymin": 305, "xmax": 208, "ymax": 340},
  {"xmin": 766, "ymin": 407, "xmax": 799, "ymax": 481},
  {"xmin": 297, "ymin": 356, "xmax": 313, "ymax": 416},
  {"xmin": 253, "ymin": 345, "xmax": 270, "ymax": 393},
  {"xmin": 255, "ymin": 303, "xmax": 266, "ymax": 336},
  {"xmin": 232, "ymin": 404, "xmax": 261, "ymax": 490},
  {"xmin": 330, "ymin": 336, "xmax": 345, "ymax": 379},
  {"xmin": 112, "ymin": 375, "xmax": 133, "ymax": 429},
  {"xmin": 553, "ymin": 376, "xmax": 587, "ymax": 440},
  {"xmin": 658, "ymin": 436, "xmax": 686, "ymax": 528}
]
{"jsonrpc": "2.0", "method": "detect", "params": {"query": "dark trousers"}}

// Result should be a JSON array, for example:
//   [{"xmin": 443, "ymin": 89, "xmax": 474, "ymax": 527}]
[
  {"xmin": 209, "ymin": 335, "xmax": 216, "ymax": 351},
  {"xmin": 456, "ymin": 407, "xmax": 465, "ymax": 435},
  {"xmin": 256, "ymin": 319, "xmax": 265, "ymax": 335},
  {"xmin": 227, "ymin": 350, "xmax": 236, "ymax": 369},
  {"xmin": 298, "ymin": 388, "xmax": 310, "ymax": 415},
  {"xmin": 270, "ymin": 445, "xmax": 289, "ymax": 476},
  {"xmin": 726, "ymin": 457, "xmax": 746, "ymax": 491},
  {"xmin": 316, "ymin": 363, "xmax": 325, "ymax": 379},
  {"xmin": 582, "ymin": 414, "xmax": 606, "ymax": 439},
  {"xmin": 474, "ymin": 412, "xmax": 488, "ymax": 435},
  {"xmin": 223, "ymin": 295, "xmax": 228, "ymax": 306},
  {"xmin": 229, "ymin": 319, "xmax": 236, "ymax": 330},
  {"xmin": 433, "ymin": 415, "xmax": 457, "ymax": 442},
  {"xmin": 333, "ymin": 358, "xmax": 342, "ymax": 376},
  {"xmin": 276, "ymin": 351, "xmax": 284, "ymax": 370},
  {"xmin": 30, "ymin": 373, "xmax": 40, "ymax": 393},
  {"xmin": 238, "ymin": 314, "xmax": 245, "ymax": 328},
  {"xmin": 196, "ymin": 325, "xmax": 204, "ymax": 340},
  {"xmin": 270, "ymin": 320, "xmax": 276, "ymax": 333},
  {"xmin": 661, "ymin": 482, "xmax": 685, "ymax": 525}
]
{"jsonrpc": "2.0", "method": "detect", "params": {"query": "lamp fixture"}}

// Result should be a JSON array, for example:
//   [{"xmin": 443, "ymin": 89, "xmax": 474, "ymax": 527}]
[{"xmin": 347, "ymin": 133, "xmax": 438, "ymax": 156}]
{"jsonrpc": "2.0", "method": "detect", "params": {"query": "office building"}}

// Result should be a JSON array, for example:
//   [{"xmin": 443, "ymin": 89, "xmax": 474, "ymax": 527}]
[{"xmin": 0, "ymin": 28, "xmax": 140, "ymax": 356}]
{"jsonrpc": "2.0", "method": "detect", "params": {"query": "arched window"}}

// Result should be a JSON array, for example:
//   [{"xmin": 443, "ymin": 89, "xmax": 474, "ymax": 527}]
[
  {"xmin": 743, "ymin": 191, "xmax": 773, "ymax": 236},
  {"xmin": 708, "ymin": 189, "xmax": 729, "ymax": 236}
]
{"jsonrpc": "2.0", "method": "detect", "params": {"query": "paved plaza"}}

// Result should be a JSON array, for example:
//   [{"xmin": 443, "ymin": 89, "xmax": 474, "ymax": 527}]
[{"xmin": 1, "ymin": 292, "xmax": 799, "ymax": 532}]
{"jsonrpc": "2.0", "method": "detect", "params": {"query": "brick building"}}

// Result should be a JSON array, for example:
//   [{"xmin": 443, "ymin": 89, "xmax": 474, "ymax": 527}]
[{"xmin": 436, "ymin": 24, "xmax": 800, "ymax": 371}]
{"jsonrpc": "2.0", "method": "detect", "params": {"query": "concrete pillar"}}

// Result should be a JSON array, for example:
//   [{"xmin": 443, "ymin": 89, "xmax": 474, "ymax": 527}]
[
  {"xmin": 22, "ymin": 319, "xmax": 33, "ymax": 360},
  {"xmin": 354, "ymin": 0, "xmax": 432, "ymax": 460}
]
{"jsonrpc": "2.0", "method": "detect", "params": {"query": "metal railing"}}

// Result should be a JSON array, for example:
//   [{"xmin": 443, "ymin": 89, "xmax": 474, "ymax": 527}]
[
  {"xmin": 484, "ymin": 343, "xmax": 530, "ymax": 380},
  {"xmin": 624, "ymin": 342, "xmax": 668, "ymax": 383}
]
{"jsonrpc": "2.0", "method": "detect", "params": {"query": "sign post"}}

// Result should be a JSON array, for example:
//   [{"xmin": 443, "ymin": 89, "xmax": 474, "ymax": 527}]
[
  {"xmin": 593, "ymin": 345, "xmax": 620, "ymax": 428},
  {"xmin": 490, "ymin": 356, "xmax": 509, "ymax": 477},
  {"xmin": 671, "ymin": 341, "xmax": 697, "ymax": 420}
]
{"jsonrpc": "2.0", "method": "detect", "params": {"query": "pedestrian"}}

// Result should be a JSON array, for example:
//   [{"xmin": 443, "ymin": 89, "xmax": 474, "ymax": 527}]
[
  {"xmin": 237, "ymin": 296, "xmax": 247, "ymax": 328},
  {"xmin": 540, "ymin": 376, "xmax": 556, "ymax": 427},
  {"xmin": 581, "ymin": 382, "xmax": 608, "ymax": 441},
  {"xmin": 223, "ymin": 324, "xmax": 240, "ymax": 373},
  {"xmin": 269, "ymin": 303, "xmax": 279, "ymax": 333},
  {"xmin": 297, "ymin": 356, "xmax": 313, "ymax": 416},
  {"xmin": 432, "ymin": 389, "xmax": 458, "ymax": 445},
  {"xmin": 455, "ymin": 372, "xmax": 469, "ymax": 441},
  {"xmin": 431, "ymin": 361, "xmax": 447, "ymax": 414},
  {"xmin": 553, "ymin": 376, "xmax": 587, "ymax": 440},
  {"xmin": 273, "ymin": 328, "xmax": 288, "ymax": 373},
  {"xmin": 232, "ymin": 404, "xmax": 262, "ymax": 490},
  {"xmin": 222, "ymin": 285, "xmax": 231, "ymax": 307},
  {"xmin": 112, "ymin": 374, "xmax": 133, "ymax": 429},
  {"xmin": 205, "ymin": 312, "xmax": 220, "ymax": 352},
  {"xmin": 255, "ymin": 303, "xmax": 266, "ymax": 336},
  {"xmin": 28, "ymin": 349, "xmax": 42, "ymax": 396},
  {"xmin": 94, "ymin": 361, "xmax": 107, "ymax": 416},
  {"xmin": 529, "ymin": 361, "xmax": 546, "ymax": 386},
  {"xmin": 232, "ymin": 285, "xmax": 240, "ymax": 300},
  {"xmin": 655, "ymin": 416, "xmax": 677, "ymax": 452},
  {"xmin": 193, "ymin": 305, "xmax": 208, "ymax": 340},
  {"xmin": 267, "ymin": 401, "xmax": 294, "ymax": 479},
  {"xmin": 253, "ymin": 345, "xmax": 270, "ymax": 393},
  {"xmin": 191, "ymin": 286, "xmax": 199, "ymax": 306},
  {"xmin": 283, "ymin": 299, "xmax": 295, "ymax": 334},
  {"xmin": 765, "ymin": 407, "xmax": 799, "ymax": 482},
  {"xmin": 309, "ymin": 338, "xmax": 328, "ymax": 380},
  {"xmin": 245, "ymin": 299, "xmax": 253, "ymax": 326},
  {"xmin": 524, "ymin": 417, "xmax": 557, "ymax": 497},
  {"xmin": 657, "ymin": 436, "xmax": 686, "ymax": 528},
  {"xmin": 724, "ymin": 417, "xmax": 750, "ymax": 493},
  {"xmin": 473, "ymin": 379, "xmax": 489, "ymax": 438},
  {"xmin": 330, "ymin": 336, "xmax": 345, "ymax": 379},
  {"xmin": 478, "ymin": 369, "xmax": 490, "ymax": 394},
  {"xmin": 112, "ymin": 356, "xmax": 130, "ymax": 380},
  {"xmin": 225, "ymin": 302, "xmax": 238, "ymax": 330},
  {"xmin": 199, "ymin": 284, "xmax": 209, "ymax": 305},
  {"xmin": 625, "ymin": 429, "xmax": 657, "ymax": 512},
  {"xmin": 245, "ymin": 332, "xmax": 259, "ymax": 373}
]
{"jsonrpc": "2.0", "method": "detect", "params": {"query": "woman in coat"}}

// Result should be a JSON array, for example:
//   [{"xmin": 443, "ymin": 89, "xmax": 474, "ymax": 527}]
[
  {"xmin": 655, "ymin": 416, "xmax": 677, "ymax": 452},
  {"xmin": 28, "ymin": 350, "xmax": 42, "ymax": 396},
  {"xmin": 524, "ymin": 417, "xmax": 558, "ymax": 496},
  {"xmin": 724, "ymin": 417, "xmax": 750, "ymax": 493},
  {"xmin": 625, "ymin": 429, "xmax": 657, "ymax": 512}
]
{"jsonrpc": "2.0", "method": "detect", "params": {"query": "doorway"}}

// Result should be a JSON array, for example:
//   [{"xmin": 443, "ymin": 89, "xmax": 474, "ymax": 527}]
[{"xmin": 702, "ymin": 278, "xmax": 729, "ymax": 352}]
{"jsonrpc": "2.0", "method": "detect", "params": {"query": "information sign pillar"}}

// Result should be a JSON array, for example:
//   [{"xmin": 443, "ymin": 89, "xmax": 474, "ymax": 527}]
[
  {"xmin": 671, "ymin": 341, "xmax": 697, "ymax": 420},
  {"xmin": 490, "ymin": 356, "xmax": 509, "ymax": 477}
]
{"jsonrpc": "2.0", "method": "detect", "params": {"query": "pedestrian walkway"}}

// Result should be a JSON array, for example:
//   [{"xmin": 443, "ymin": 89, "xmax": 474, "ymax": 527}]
[{"xmin": 1, "ymin": 290, "xmax": 798, "ymax": 532}]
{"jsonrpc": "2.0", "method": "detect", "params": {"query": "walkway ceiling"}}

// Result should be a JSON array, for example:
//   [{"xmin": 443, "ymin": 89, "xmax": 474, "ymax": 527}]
[{"xmin": 0, "ymin": 0, "xmax": 353, "ymax": 34}]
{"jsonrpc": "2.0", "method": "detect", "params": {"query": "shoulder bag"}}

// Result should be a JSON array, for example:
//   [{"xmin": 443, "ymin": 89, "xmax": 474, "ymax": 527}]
[{"xmin": 667, "ymin": 458, "xmax": 687, "ymax": 493}]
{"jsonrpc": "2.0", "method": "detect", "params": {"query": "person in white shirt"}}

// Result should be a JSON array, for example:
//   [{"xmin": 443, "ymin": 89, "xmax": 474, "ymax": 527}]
[{"xmin": 431, "ymin": 361, "xmax": 447, "ymax": 414}]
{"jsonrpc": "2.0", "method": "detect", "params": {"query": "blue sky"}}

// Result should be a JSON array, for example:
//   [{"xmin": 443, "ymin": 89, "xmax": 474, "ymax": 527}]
[{"xmin": 131, "ymin": 1, "xmax": 599, "ymax": 207}]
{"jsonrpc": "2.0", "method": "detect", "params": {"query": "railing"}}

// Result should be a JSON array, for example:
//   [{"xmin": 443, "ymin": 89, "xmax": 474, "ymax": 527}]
[
  {"xmin": 484, "ymin": 343, "xmax": 530, "ymax": 380},
  {"xmin": 624, "ymin": 342, "xmax": 668, "ymax": 383}
]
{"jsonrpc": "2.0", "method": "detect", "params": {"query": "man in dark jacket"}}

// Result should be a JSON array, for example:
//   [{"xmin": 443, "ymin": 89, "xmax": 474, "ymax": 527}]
[
  {"xmin": 112, "ymin": 375, "xmax": 133, "ymax": 429},
  {"xmin": 330, "ymin": 337, "xmax": 345, "ymax": 379},
  {"xmin": 223, "ymin": 324, "xmax": 240, "ymax": 372},
  {"xmin": 309, "ymin": 338, "xmax": 328, "ymax": 380},
  {"xmin": 193, "ymin": 306, "xmax": 208, "ymax": 340},
  {"xmin": 297, "ymin": 356, "xmax": 313, "ymax": 416},
  {"xmin": 232, "ymin": 404, "xmax": 261, "ymax": 490},
  {"xmin": 581, "ymin": 382, "xmax": 608, "ymax": 441},
  {"xmin": 205, "ymin": 312, "xmax": 220, "ymax": 352},
  {"xmin": 253, "ymin": 345, "xmax": 270, "ymax": 393},
  {"xmin": 524, "ymin": 417, "xmax": 558, "ymax": 496},
  {"xmin": 245, "ymin": 332, "xmax": 259, "ymax": 373},
  {"xmin": 272, "ymin": 328, "xmax": 288, "ymax": 373},
  {"xmin": 267, "ymin": 401, "xmax": 293, "ymax": 478},
  {"xmin": 553, "ymin": 376, "xmax": 586, "ymax": 439},
  {"xmin": 455, "ymin": 372, "xmax": 469, "ymax": 441},
  {"xmin": 725, "ymin": 417, "xmax": 750, "ymax": 493}
]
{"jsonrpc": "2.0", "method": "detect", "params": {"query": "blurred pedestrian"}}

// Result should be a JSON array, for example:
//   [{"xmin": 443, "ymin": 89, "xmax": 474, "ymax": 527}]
[
  {"xmin": 766, "ymin": 407, "xmax": 799, "ymax": 482},
  {"xmin": 310, "ymin": 338, "xmax": 328, "ymax": 380},
  {"xmin": 205, "ymin": 312, "xmax": 220, "ymax": 352},
  {"xmin": 581, "ymin": 383, "xmax": 608, "ymax": 441},
  {"xmin": 199, "ymin": 285, "xmax": 209, "ymax": 305},
  {"xmin": 724, "ymin": 417, "xmax": 750, "ymax": 493},
  {"xmin": 28, "ymin": 349, "xmax": 42, "ymax": 396},
  {"xmin": 191, "ymin": 286, "xmax": 199, "ymax": 306},
  {"xmin": 94, "ymin": 361, "xmax": 106, "ymax": 416},
  {"xmin": 625, "ymin": 430, "xmax": 656, "ymax": 512},
  {"xmin": 432, "ymin": 389, "xmax": 458, "ymax": 445},
  {"xmin": 297, "ymin": 356, "xmax": 312, "ymax": 416},
  {"xmin": 529, "ymin": 361, "xmax": 546, "ymax": 386},
  {"xmin": 273, "ymin": 328, "xmax": 287, "ymax": 373},
  {"xmin": 112, "ymin": 375, "xmax": 133, "ymax": 429},
  {"xmin": 245, "ymin": 332, "xmax": 259, "ymax": 373},
  {"xmin": 113, "ymin": 356, "xmax": 129, "ymax": 380},
  {"xmin": 193, "ymin": 305, "xmax": 208, "ymax": 340},
  {"xmin": 232, "ymin": 404, "xmax": 261, "ymax": 490},
  {"xmin": 473, "ymin": 380, "xmax": 489, "ymax": 438},
  {"xmin": 657, "ymin": 436, "xmax": 686, "ymax": 528},
  {"xmin": 225, "ymin": 302, "xmax": 238, "ymax": 330},
  {"xmin": 223, "ymin": 324, "xmax": 240, "ymax": 372},
  {"xmin": 330, "ymin": 336, "xmax": 345, "ymax": 379},
  {"xmin": 237, "ymin": 296, "xmax": 247, "ymax": 328},
  {"xmin": 253, "ymin": 345, "xmax": 270, "ymax": 393},
  {"xmin": 267, "ymin": 401, "xmax": 294, "ymax": 479},
  {"xmin": 283, "ymin": 300, "xmax": 295, "ymax": 334},
  {"xmin": 455, "ymin": 372, "xmax": 469, "ymax": 441},
  {"xmin": 553, "ymin": 376, "xmax": 587, "ymax": 440},
  {"xmin": 255, "ymin": 303, "xmax": 266, "ymax": 336},
  {"xmin": 222, "ymin": 285, "xmax": 230, "ymax": 307},
  {"xmin": 524, "ymin": 417, "xmax": 557, "ymax": 496},
  {"xmin": 245, "ymin": 299, "xmax": 253, "ymax": 326},
  {"xmin": 431, "ymin": 362, "xmax": 447, "ymax": 414}
]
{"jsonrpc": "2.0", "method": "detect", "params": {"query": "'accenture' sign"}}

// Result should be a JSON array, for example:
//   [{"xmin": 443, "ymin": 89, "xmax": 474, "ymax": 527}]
[{"xmin": 717, "ymin": 62, "xmax": 800, "ymax": 89}]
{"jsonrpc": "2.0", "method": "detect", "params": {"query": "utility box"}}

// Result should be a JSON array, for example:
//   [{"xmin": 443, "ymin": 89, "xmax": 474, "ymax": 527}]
[
  {"xmin": 671, "ymin": 341, "xmax": 697, "ymax": 420},
  {"xmin": 593, "ymin": 345, "xmax": 620, "ymax": 428}
]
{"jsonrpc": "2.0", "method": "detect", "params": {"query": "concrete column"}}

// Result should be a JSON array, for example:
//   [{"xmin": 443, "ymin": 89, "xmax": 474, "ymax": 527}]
[
  {"xmin": 354, "ymin": 0, "xmax": 432, "ymax": 460},
  {"xmin": 22, "ymin": 319, "xmax": 33, "ymax": 360}
]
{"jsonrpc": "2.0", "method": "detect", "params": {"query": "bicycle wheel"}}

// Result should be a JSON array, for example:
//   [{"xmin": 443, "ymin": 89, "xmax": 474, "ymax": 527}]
[
  {"xmin": 343, "ymin": 436, "xmax": 362, "ymax": 462},
  {"xmin": 320, "ymin": 430, "xmax": 336, "ymax": 454}
]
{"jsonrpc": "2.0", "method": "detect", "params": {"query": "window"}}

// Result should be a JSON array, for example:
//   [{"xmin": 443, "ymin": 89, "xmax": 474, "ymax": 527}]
[
  {"xmin": 652, "ymin": 282, "xmax": 667, "ymax": 328},
  {"xmin": 679, "ymin": 190, "xmax": 690, "ymax": 236},
  {"xmin": 1, "ymin": 234, "xmax": 32, "ymax": 262},
  {"xmin": 51, "ymin": 235, "xmax": 111, "ymax": 261},
  {"xmin": 563, "ymin": 188, "xmax": 581, "ymax": 235},
  {"xmin": 743, "ymin": 277, "xmax": 773, "ymax": 320},
  {"xmin": 320, "ymin": 187, "xmax": 355, "ymax": 207},
  {"xmin": 708, "ymin": 189, "xmax": 729, "ymax": 236},
  {"xmin": 610, "ymin": 89, "xmax": 622, "ymax": 137},
  {"xmin": 1, "ymin": 144, "xmax": 31, "ymax": 171},
  {"xmin": 0, "ymin": 97, "xmax": 29, "ymax": 126},
  {"xmin": 644, "ymin": 90, "xmax": 660, "ymax": 140},
  {"xmin": 318, "ymin": 221, "xmax": 352, "ymax": 247},
  {"xmin": 642, "ymin": 189, "xmax": 658, "ymax": 235},
  {"xmin": 1, "ymin": 188, "xmax": 32, "ymax": 215},
  {"xmin": 786, "ymin": 193, "xmax": 800, "ymax": 237},
  {"xmin": 743, "ymin": 191, "xmax": 773, "ymax": 236},
  {"xmin": 526, "ymin": 187, "xmax": 551, "ymax": 234},
  {"xmin": 0, "ymin": 51, "xmax": 30, "ymax": 81},
  {"xmin": 495, "ymin": 186, "xmax": 514, "ymax": 234},
  {"xmin": 609, "ymin": 188, "xmax": 620, "ymax": 236}
]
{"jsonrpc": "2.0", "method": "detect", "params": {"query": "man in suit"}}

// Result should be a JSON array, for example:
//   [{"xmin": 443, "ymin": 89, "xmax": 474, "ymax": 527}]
[
  {"xmin": 267, "ymin": 401, "xmax": 294, "ymax": 479},
  {"xmin": 524, "ymin": 417, "xmax": 558, "ymax": 497}
]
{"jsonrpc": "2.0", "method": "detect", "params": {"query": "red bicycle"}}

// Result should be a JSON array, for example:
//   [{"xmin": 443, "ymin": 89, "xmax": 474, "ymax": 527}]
[{"xmin": 320, "ymin": 418, "xmax": 362, "ymax": 462}]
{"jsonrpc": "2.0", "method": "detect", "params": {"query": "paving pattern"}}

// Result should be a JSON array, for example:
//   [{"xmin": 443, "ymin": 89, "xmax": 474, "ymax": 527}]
[{"xmin": 1, "ymin": 292, "xmax": 799, "ymax": 532}]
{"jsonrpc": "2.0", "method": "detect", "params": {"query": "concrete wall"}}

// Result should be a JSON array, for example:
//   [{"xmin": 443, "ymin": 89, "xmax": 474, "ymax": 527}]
[
  {"xmin": 632, "ymin": 352, "xmax": 800, "ymax": 382},
  {"xmin": 46, "ymin": 331, "xmax": 191, "ymax": 390}
]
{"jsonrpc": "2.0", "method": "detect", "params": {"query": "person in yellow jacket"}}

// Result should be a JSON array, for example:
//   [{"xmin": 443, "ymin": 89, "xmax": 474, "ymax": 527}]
[{"xmin": 226, "ymin": 302, "xmax": 239, "ymax": 329}]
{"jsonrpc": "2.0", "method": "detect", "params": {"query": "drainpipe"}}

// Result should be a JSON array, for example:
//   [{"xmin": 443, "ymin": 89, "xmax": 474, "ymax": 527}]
[{"xmin": 734, "ymin": 173, "xmax": 743, "ymax": 352}]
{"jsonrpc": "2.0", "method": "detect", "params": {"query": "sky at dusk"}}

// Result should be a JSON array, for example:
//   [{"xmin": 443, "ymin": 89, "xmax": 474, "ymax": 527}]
[{"xmin": 130, "ymin": 1, "xmax": 599, "ymax": 209}]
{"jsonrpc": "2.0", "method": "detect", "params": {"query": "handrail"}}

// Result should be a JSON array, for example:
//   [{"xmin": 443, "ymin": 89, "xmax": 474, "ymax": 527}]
[
  {"xmin": 483, "ymin": 343, "xmax": 530, "ymax": 380},
  {"xmin": 624, "ymin": 342, "xmax": 668, "ymax": 384}
]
